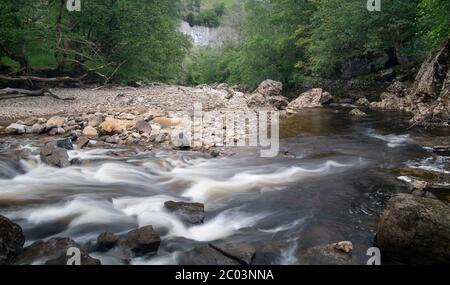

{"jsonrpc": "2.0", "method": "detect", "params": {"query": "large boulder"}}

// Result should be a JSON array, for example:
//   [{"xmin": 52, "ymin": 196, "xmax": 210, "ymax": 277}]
[
  {"xmin": 287, "ymin": 88, "xmax": 333, "ymax": 112},
  {"xmin": 254, "ymin": 80, "xmax": 283, "ymax": 97},
  {"xmin": 40, "ymin": 141, "xmax": 70, "ymax": 168},
  {"xmin": 124, "ymin": 226, "xmax": 161, "ymax": 257},
  {"xmin": 164, "ymin": 201, "xmax": 205, "ymax": 224},
  {"xmin": 375, "ymin": 194, "xmax": 450, "ymax": 264},
  {"xmin": 0, "ymin": 215, "xmax": 25, "ymax": 265},
  {"xmin": 96, "ymin": 232, "xmax": 119, "ymax": 251}
]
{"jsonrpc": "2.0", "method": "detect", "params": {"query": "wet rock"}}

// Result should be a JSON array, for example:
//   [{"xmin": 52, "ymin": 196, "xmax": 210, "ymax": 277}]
[
  {"xmin": 287, "ymin": 89, "xmax": 333, "ymax": 112},
  {"xmin": 45, "ymin": 251, "xmax": 101, "ymax": 265},
  {"xmin": 82, "ymin": 126, "xmax": 98, "ymax": 138},
  {"xmin": 0, "ymin": 215, "xmax": 25, "ymax": 265},
  {"xmin": 97, "ymin": 232, "xmax": 119, "ymax": 251},
  {"xmin": 375, "ymin": 193, "xmax": 450, "ymax": 265},
  {"xmin": 433, "ymin": 146, "xmax": 450, "ymax": 156},
  {"xmin": 209, "ymin": 243, "xmax": 256, "ymax": 265},
  {"xmin": 349, "ymin": 109, "xmax": 367, "ymax": 117},
  {"xmin": 76, "ymin": 136, "xmax": 90, "ymax": 149},
  {"xmin": 14, "ymin": 238, "xmax": 76, "ymax": 265},
  {"xmin": 254, "ymin": 80, "xmax": 283, "ymax": 97},
  {"xmin": 105, "ymin": 135, "xmax": 120, "ymax": 144},
  {"xmin": 56, "ymin": 137, "xmax": 73, "ymax": 150},
  {"xmin": 46, "ymin": 116, "xmax": 65, "ymax": 129},
  {"xmin": 5, "ymin": 123, "xmax": 26, "ymax": 134},
  {"xmin": 135, "ymin": 119, "xmax": 152, "ymax": 134},
  {"xmin": 124, "ymin": 226, "xmax": 161, "ymax": 257},
  {"xmin": 179, "ymin": 245, "xmax": 240, "ymax": 265},
  {"xmin": 355, "ymin": 98, "xmax": 370, "ymax": 106},
  {"xmin": 164, "ymin": 201, "xmax": 205, "ymax": 224},
  {"xmin": 301, "ymin": 242, "xmax": 353, "ymax": 265},
  {"xmin": 370, "ymin": 92, "xmax": 409, "ymax": 110},
  {"xmin": 40, "ymin": 142, "xmax": 70, "ymax": 168}
]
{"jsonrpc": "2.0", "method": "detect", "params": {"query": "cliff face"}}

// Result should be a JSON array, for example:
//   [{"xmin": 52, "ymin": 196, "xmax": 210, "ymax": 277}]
[
  {"xmin": 179, "ymin": 21, "xmax": 238, "ymax": 48},
  {"xmin": 370, "ymin": 39, "xmax": 450, "ymax": 128},
  {"xmin": 409, "ymin": 39, "xmax": 450, "ymax": 127}
]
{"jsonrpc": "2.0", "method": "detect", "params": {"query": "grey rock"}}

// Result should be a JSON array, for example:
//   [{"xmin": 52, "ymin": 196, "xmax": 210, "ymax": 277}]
[
  {"xmin": 0, "ymin": 215, "xmax": 25, "ymax": 265},
  {"xmin": 164, "ymin": 201, "xmax": 205, "ymax": 224}
]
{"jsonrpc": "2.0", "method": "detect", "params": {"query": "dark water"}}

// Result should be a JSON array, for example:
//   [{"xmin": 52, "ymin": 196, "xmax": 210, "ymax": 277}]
[{"xmin": 0, "ymin": 107, "xmax": 448, "ymax": 265}]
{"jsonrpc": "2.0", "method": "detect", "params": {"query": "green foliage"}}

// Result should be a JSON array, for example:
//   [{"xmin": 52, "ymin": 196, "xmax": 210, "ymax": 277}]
[
  {"xmin": 0, "ymin": 0, "xmax": 190, "ymax": 83},
  {"xmin": 183, "ymin": 0, "xmax": 228, "ymax": 27},
  {"xmin": 417, "ymin": 0, "xmax": 450, "ymax": 50}
]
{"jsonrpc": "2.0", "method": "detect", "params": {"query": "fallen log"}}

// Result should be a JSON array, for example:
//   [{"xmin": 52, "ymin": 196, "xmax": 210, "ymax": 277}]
[{"xmin": 0, "ymin": 88, "xmax": 74, "ymax": 100}]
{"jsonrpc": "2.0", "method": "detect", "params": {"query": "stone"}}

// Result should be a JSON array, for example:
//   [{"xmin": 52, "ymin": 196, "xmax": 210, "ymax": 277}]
[
  {"xmin": 105, "ymin": 135, "xmax": 120, "ymax": 144},
  {"xmin": 124, "ymin": 226, "xmax": 161, "ymax": 256},
  {"xmin": 254, "ymin": 80, "xmax": 283, "ymax": 97},
  {"xmin": 22, "ymin": 117, "xmax": 38, "ymax": 126},
  {"xmin": 100, "ymin": 117, "xmax": 135, "ymax": 134},
  {"xmin": 76, "ymin": 136, "xmax": 90, "ymax": 149},
  {"xmin": 333, "ymin": 241, "xmax": 353, "ymax": 254},
  {"xmin": 0, "ymin": 215, "xmax": 25, "ymax": 265},
  {"xmin": 301, "ymin": 242, "xmax": 353, "ymax": 265},
  {"xmin": 135, "ymin": 119, "xmax": 152, "ymax": 134},
  {"xmin": 349, "ymin": 109, "xmax": 367, "ymax": 117},
  {"xmin": 97, "ymin": 232, "xmax": 119, "ymax": 251},
  {"xmin": 179, "ymin": 245, "xmax": 240, "ymax": 265},
  {"xmin": 40, "ymin": 142, "xmax": 70, "ymax": 168},
  {"xmin": 31, "ymin": 123, "xmax": 46, "ymax": 134},
  {"xmin": 55, "ymin": 137, "xmax": 73, "ymax": 150},
  {"xmin": 164, "ymin": 201, "xmax": 205, "ymax": 224},
  {"xmin": 355, "ymin": 98, "xmax": 370, "ymax": 106},
  {"xmin": 14, "ymin": 238, "xmax": 76, "ymax": 265},
  {"xmin": 267, "ymin": 96, "xmax": 289, "ymax": 110},
  {"xmin": 45, "ymin": 251, "xmax": 101, "ymax": 266},
  {"xmin": 83, "ymin": 126, "xmax": 98, "ymax": 137},
  {"xmin": 5, "ymin": 123, "xmax": 26, "ymax": 134},
  {"xmin": 46, "ymin": 116, "xmax": 65, "ymax": 129},
  {"xmin": 87, "ymin": 115, "xmax": 103, "ymax": 127},
  {"xmin": 287, "ymin": 89, "xmax": 333, "ymax": 112},
  {"xmin": 375, "ymin": 193, "xmax": 450, "ymax": 265},
  {"xmin": 209, "ymin": 243, "xmax": 256, "ymax": 265}
]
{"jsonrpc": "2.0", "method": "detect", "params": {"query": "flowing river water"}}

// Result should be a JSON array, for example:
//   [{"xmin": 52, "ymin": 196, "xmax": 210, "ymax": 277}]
[{"xmin": 0, "ymin": 107, "xmax": 448, "ymax": 265}]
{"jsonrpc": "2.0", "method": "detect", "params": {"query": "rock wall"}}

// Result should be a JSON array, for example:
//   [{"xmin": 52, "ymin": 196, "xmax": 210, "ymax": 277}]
[{"xmin": 179, "ymin": 21, "xmax": 238, "ymax": 48}]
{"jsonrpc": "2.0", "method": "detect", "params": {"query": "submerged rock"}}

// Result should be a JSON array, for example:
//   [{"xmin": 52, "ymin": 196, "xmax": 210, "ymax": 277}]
[
  {"xmin": 209, "ymin": 243, "xmax": 256, "ymax": 265},
  {"xmin": 375, "ymin": 193, "xmax": 450, "ymax": 264},
  {"xmin": 0, "ymin": 215, "xmax": 25, "ymax": 265},
  {"xmin": 301, "ymin": 241, "xmax": 353, "ymax": 265},
  {"xmin": 433, "ymin": 146, "xmax": 450, "ymax": 156},
  {"xmin": 349, "ymin": 109, "xmax": 367, "ymax": 117},
  {"xmin": 179, "ymin": 245, "xmax": 241, "ymax": 265},
  {"xmin": 164, "ymin": 201, "xmax": 205, "ymax": 224}
]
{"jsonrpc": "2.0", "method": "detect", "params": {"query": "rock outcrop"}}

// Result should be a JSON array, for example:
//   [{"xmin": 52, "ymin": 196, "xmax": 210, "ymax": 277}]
[
  {"xmin": 247, "ymin": 80, "xmax": 289, "ymax": 110},
  {"xmin": 287, "ymin": 88, "xmax": 332, "ymax": 113},
  {"xmin": 375, "ymin": 193, "xmax": 450, "ymax": 265},
  {"xmin": 0, "ymin": 215, "xmax": 25, "ymax": 265}
]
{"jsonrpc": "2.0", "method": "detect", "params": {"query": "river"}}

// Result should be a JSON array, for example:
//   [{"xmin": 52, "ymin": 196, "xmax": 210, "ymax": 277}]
[{"xmin": 0, "ymin": 107, "xmax": 448, "ymax": 265}]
